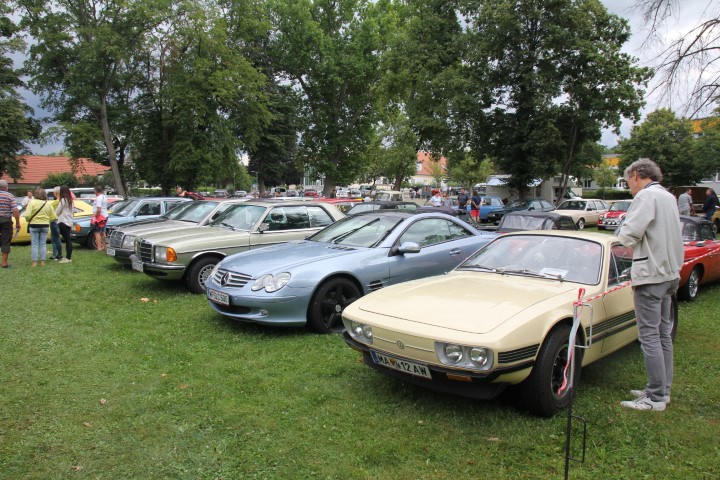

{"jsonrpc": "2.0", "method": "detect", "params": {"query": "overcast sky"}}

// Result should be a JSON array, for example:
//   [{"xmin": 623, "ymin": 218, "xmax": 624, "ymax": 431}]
[{"xmin": 18, "ymin": 0, "xmax": 717, "ymax": 154}]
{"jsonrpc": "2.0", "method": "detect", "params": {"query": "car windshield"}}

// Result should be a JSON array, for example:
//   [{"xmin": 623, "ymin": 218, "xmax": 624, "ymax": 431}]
[
  {"xmin": 506, "ymin": 200, "xmax": 529, "ymax": 209},
  {"xmin": 159, "ymin": 201, "xmax": 194, "ymax": 219},
  {"xmin": 108, "ymin": 200, "xmax": 133, "ymax": 215},
  {"xmin": 558, "ymin": 200, "xmax": 587, "ymax": 210},
  {"xmin": 609, "ymin": 201, "xmax": 632, "ymax": 212},
  {"xmin": 499, "ymin": 215, "xmax": 555, "ymax": 231},
  {"xmin": 308, "ymin": 214, "xmax": 404, "ymax": 247},
  {"xmin": 169, "ymin": 201, "xmax": 220, "ymax": 222},
  {"xmin": 347, "ymin": 204, "xmax": 380, "ymax": 215},
  {"xmin": 458, "ymin": 234, "xmax": 602, "ymax": 285},
  {"xmin": 210, "ymin": 204, "xmax": 266, "ymax": 230}
]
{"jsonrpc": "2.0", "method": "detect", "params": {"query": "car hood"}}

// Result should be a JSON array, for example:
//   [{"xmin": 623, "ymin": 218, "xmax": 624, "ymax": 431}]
[
  {"xmin": 353, "ymin": 272, "xmax": 579, "ymax": 334},
  {"xmin": 223, "ymin": 240, "xmax": 369, "ymax": 273},
  {"xmin": 140, "ymin": 226, "xmax": 250, "ymax": 250},
  {"xmin": 117, "ymin": 220, "xmax": 199, "ymax": 237}
]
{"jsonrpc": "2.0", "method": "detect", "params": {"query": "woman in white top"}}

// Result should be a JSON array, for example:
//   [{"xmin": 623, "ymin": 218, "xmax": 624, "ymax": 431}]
[
  {"xmin": 54, "ymin": 185, "xmax": 74, "ymax": 263},
  {"xmin": 430, "ymin": 189, "xmax": 443, "ymax": 207}
]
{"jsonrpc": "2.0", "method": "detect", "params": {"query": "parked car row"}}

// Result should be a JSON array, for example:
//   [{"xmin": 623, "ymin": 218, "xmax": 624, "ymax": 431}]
[{"xmin": 82, "ymin": 197, "xmax": 718, "ymax": 416}]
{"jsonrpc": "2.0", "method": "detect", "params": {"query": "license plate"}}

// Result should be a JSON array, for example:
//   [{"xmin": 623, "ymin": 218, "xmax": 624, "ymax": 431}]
[
  {"xmin": 370, "ymin": 351, "xmax": 432, "ymax": 379},
  {"xmin": 132, "ymin": 260, "xmax": 143, "ymax": 272},
  {"xmin": 107, "ymin": 247, "xmax": 115, "ymax": 256},
  {"xmin": 207, "ymin": 288, "xmax": 229, "ymax": 306}
]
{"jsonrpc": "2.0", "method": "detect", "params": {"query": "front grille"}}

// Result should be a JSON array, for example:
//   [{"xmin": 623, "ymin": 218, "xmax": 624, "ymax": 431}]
[
  {"xmin": 109, "ymin": 231, "xmax": 124, "ymax": 248},
  {"xmin": 138, "ymin": 240, "xmax": 154, "ymax": 262},
  {"xmin": 212, "ymin": 268, "xmax": 252, "ymax": 288},
  {"xmin": 498, "ymin": 344, "xmax": 539, "ymax": 364}
]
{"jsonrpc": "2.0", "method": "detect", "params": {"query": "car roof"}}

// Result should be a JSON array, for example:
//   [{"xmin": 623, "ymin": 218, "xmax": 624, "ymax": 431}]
[
  {"xmin": 502, "ymin": 229, "xmax": 612, "ymax": 242},
  {"xmin": 680, "ymin": 215, "xmax": 711, "ymax": 225},
  {"xmin": 504, "ymin": 211, "xmax": 565, "ymax": 218}
]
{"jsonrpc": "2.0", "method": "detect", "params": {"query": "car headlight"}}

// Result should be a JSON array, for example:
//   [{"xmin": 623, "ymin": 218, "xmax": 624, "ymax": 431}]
[
  {"xmin": 122, "ymin": 235, "xmax": 135, "ymax": 249},
  {"xmin": 155, "ymin": 246, "xmax": 177, "ymax": 263},
  {"xmin": 251, "ymin": 272, "xmax": 291, "ymax": 292},
  {"xmin": 347, "ymin": 320, "xmax": 373, "ymax": 344},
  {"xmin": 435, "ymin": 342, "xmax": 494, "ymax": 371}
]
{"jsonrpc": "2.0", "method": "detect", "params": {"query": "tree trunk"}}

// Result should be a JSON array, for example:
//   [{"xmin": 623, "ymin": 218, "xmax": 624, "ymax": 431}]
[{"xmin": 99, "ymin": 94, "xmax": 127, "ymax": 198}]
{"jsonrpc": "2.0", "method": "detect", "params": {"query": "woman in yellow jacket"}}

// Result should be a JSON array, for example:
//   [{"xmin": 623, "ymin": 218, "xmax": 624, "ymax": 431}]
[{"xmin": 23, "ymin": 187, "xmax": 57, "ymax": 267}]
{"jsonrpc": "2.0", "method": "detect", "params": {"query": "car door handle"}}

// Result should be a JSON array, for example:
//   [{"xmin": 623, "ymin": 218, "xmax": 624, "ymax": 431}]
[{"xmin": 449, "ymin": 248, "xmax": 461, "ymax": 255}]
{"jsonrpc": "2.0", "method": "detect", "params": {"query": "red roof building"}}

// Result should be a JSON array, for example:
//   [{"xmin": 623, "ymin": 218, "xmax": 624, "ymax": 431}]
[{"xmin": 1, "ymin": 155, "xmax": 110, "ymax": 190}]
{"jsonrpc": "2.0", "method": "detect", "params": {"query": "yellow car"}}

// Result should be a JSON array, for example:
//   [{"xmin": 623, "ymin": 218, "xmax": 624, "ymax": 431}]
[
  {"xmin": 13, "ymin": 199, "xmax": 95, "ymax": 244},
  {"xmin": 342, "ymin": 230, "xmax": 678, "ymax": 417}
]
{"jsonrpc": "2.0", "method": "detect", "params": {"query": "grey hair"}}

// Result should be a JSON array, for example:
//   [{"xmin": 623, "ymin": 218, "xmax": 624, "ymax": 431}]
[
  {"xmin": 0, "ymin": 179, "xmax": 7, "ymax": 189},
  {"xmin": 624, "ymin": 158, "xmax": 663, "ymax": 183}
]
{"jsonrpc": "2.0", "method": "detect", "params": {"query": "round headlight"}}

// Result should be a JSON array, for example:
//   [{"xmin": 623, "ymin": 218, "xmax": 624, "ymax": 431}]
[
  {"xmin": 470, "ymin": 347, "xmax": 490, "ymax": 367},
  {"xmin": 444, "ymin": 344, "xmax": 463, "ymax": 363}
]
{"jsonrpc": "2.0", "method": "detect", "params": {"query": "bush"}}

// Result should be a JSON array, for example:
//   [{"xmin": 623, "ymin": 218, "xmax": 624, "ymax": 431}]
[{"xmin": 40, "ymin": 172, "xmax": 79, "ymax": 189}]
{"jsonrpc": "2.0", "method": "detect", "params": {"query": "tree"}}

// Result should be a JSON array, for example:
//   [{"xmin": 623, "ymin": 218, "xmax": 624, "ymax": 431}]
[
  {"xmin": 269, "ymin": 0, "xmax": 388, "ymax": 195},
  {"xmin": 40, "ymin": 172, "xmax": 78, "ymax": 189},
  {"xmin": 635, "ymin": 0, "xmax": 720, "ymax": 116},
  {"xmin": 129, "ymin": 1, "xmax": 269, "ymax": 193},
  {"xmin": 617, "ymin": 108, "xmax": 699, "ymax": 187},
  {"xmin": 593, "ymin": 163, "xmax": 618, "ymax": 198},
  {"xmin": 17, "ymin": 0, "xmax": 174, "ymax": 197},
  {"xmin": 380, "ymin": 0, "xmax": 467, "ymax": 155},
  {"xmin": 462, "ymin": 0, "xmax": 650, "ymax": 199},
  {"xmin": 692, "ymin": 115, "xmax": 720, "ymax": 176},
  {"xmin": 447, "ymin": 152, "xmax": 494, "ymax": 189},
  {"xmin": 0, "ymin": 11, "xmax": 39, "ymax": 179}
]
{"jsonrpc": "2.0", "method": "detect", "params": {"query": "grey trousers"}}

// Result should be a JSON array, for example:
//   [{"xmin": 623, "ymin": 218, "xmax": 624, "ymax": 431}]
[{"xmin": 633, "ymin": 279, "xmax": 679, "ymax": 402}]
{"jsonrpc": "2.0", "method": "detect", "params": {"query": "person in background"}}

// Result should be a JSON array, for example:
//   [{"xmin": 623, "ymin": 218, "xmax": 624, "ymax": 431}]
[
  {"xmin": 457, "ymin": 188, "xmax": 469, "ymax": 211},
  {"xmin": 442, "ymin": 191, "xmax": 452, "ymax": 208},
  {"xmin": 49, "ymin": 186, "xmax": 63, "ymax": 261},
  {"xmin": 616, "ymin": 158, "xmax": 683, "ymax": 411},
  {"xmin": 55, "ymin": 185, "xmax": 74, "ymax": 263},
  {"xmin": 430, "ymin": 189, "xmax": 443, "ymax": 207},
  {"xmin": 677, "ymin": 188, "xmax": 693, "ymax": 216},
  {"xmin": 0, "ymin": 179, "xmax": 21, "ymax": 268},
  {"xmin": 470, "ymin": 189, "xmax": 481, "ymax": 220},
  {"xmin": 21, "ymin": 189, "xmax": 33, "ymax": 208},
  {"xmin": 702, "ymin": 188, "xmax": 718, "ymax": 221},
  {"xmin": 23, "ymin": 187, "xmax": 57, "ymax": 267},
  {"xmin": 93, "ymin": 185, "xmax": 108, "ymax": 252}
]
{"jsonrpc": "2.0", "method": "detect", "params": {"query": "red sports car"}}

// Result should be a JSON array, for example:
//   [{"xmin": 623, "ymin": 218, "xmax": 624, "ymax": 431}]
[
  {"xmin": 678, "ymin": 215, "xmax": 720, "ymax": 301},
  {"xmin": 597, "ymin": 199, "xmax": 632, "ymax": 230}
]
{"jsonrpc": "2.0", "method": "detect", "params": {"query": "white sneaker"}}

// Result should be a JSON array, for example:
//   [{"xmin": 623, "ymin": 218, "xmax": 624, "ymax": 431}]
[
  {"xmin": 630, "ymin": 389, "xmax": 670, "ymax": 404},
  {"xmin": 58, "ymin": 258, "xmax": 72, "ymax": 264},
  {"xmin": 621, "ymin": 396, "xmax": 666, "ymax": 411}
]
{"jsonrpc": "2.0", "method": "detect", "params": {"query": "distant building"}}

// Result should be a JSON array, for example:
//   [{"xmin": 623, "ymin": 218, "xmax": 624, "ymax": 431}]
[{"xmin": 1, "ymin": 155, "xmax": 110, "ymax": 192}]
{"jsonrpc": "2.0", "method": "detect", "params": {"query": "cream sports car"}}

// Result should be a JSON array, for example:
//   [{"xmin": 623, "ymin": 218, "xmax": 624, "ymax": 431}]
[{"xmin": 342, "ymin": 230, "xmax": 678, "ymax": 417}]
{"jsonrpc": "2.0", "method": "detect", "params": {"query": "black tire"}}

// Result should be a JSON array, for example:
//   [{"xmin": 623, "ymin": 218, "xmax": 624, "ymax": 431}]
[
  {"xmin": 185, "ymin": 256, "xmax": 221, "ymax": 294},
  {"xmin": 678, "ymin": 266, "xmax": 700, "ymax": 301},
  {"xmin": 86, "ymin": 232, "xmax": 97, "ymax": 249},
  {"xmin": 576, "ymin": 218, "xmax": 585, "ymax": 230},
  {"xmin": 307, "ymin": 278, "xmax": 361, "ymax": 333},
  {"xmin": 521, "ymin": 324, "xmax": 582, "ymax": 417}
]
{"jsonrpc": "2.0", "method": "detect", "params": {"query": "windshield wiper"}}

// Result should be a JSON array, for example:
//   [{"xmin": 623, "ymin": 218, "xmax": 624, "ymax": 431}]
[
  {"xmin": 495, "ymin": 267, "xmax": 565, "ymax": 281},
  {"xmin": 328, "ymin": 218, "xmax": 380, "ymax": 244},
  {"xmin": 219, "ymin": 222, "xmax": 237, "ymax": 230}
]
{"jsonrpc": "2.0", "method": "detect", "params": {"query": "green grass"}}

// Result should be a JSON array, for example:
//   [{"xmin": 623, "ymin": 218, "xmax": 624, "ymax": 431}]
[{"xmin": 1, "ymin": 244, "xmax": 719, "ymax": 479}]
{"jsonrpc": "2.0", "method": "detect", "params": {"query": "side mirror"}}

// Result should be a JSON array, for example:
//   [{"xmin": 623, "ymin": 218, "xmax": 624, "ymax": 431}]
[
  {"xmin": 397, "ymin": 241, "xmax": 421, "ymax": 254},
  {"xmin": 258, "ymin": 223, "xmax": 269, "ymax": 233}
]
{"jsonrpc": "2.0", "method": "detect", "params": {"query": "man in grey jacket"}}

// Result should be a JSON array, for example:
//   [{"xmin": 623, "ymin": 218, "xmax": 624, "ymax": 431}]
[{"xmin": 616, "ymin": 159, "xmax": 684, "ymax": 411}]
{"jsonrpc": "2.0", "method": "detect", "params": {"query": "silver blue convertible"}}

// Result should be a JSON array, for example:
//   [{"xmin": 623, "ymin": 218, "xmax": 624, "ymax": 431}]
[{"xmin": 206, "ymin": 211, "xmax": 497, "ymax": 333}]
